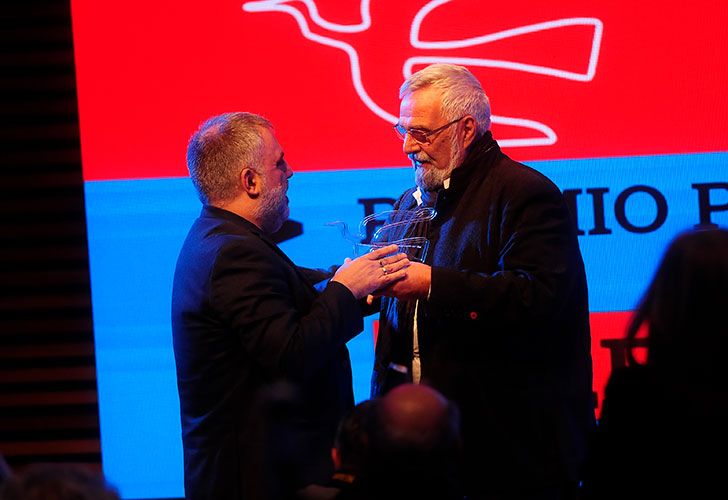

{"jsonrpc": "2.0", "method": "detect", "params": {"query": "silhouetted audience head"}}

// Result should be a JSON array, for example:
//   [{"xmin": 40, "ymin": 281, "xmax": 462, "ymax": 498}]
[
  {"xmin": 363, "ymin": 384, "xmax": 462, "ymax": 499},
  {"xmin": 331, "ymin": 399, "xmax": 376, "ymax": 479},
  {"xmin": 377, "ymin": 383, "xmax": 459, "ymax": 453},
  {"xmin": 0, "ymin": 464, "xmax": 119, "ymax": 500},
  {"xmin": 626, "ymin": 227, "xmax": 728, "ymax": 373}
]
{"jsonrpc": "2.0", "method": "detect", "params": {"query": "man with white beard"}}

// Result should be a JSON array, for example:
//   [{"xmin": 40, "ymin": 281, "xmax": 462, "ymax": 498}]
[{"xmin": 372, "ymin": 64, "xmax": 596, "ymax": 500}]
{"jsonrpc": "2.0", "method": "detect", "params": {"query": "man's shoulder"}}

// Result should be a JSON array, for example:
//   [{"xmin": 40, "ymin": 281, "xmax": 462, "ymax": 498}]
[
  {"xmin": 490, "ymin": 153, "xmax": 562, "ymax": 197},
  {"xmin": 183, "ymin": 214, "xmax": 251, "ymax": 246},
  {"xmin": 176, "ymin": 216, "xmax": 272, "ymax": 274}
]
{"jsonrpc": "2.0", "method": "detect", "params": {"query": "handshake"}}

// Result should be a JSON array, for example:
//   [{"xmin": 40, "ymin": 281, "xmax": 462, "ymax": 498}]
[{"xmin": 331, "ymin": 244, "xmax": 431, "ymax": 302}]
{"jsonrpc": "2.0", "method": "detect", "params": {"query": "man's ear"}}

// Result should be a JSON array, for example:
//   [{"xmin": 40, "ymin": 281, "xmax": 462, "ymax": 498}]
[
  {"xmin": 461, "ymin": 116, "xmax": 477, "ymax": 149},
  {"xmin": 241, "ymin": 168, "xmax": 261, "ymax": 197}
]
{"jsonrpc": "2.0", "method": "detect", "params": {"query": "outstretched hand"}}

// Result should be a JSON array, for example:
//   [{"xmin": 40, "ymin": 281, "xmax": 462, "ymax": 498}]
[
  {"xmin": 368, "ymin": 261, "xmax": 432, "ymax": 302},
  {"xmin": 331, "ymin": 244, "xmax": 410, "ymax": 300}
]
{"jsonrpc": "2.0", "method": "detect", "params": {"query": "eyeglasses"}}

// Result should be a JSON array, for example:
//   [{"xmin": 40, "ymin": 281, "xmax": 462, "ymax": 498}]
[{"xmin": 393, "ymin": 117, "xmax": 464, "ymax": 145}]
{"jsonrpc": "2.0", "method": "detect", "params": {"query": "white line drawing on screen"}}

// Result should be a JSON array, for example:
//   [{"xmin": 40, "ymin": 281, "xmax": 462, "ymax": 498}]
[{"xmin": 242, "ymin": 0, "xmax": 603, "ymax": 147}]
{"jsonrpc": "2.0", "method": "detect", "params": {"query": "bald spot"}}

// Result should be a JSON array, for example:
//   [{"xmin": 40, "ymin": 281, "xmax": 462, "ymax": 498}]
[{"xmin": 380, "ymin": 384, "xmax": 450, "ymax": 445}]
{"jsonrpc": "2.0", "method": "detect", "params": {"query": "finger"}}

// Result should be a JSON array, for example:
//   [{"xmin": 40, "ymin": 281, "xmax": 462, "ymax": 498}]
[
  {"xmin": 386, "ymin": 252, "xmax": 409, "ymax": 263},
  {"xmin": 366, "ymin": 294, "xmax": 375, "ymax": 305},
  {"xmin": 378, "ymin": 252, "xmax": 408, "ymax": 268},
  {"xmin": 381, "ymin": 268, "xmax": 407, "ymax": 283},
  {"xmin": 380, "ymin": 264, "xmax": 407, "ymax": 279},
  {"xmin": 368, "ymin": 244, "xmax": 399, "ymax": 259},
  {"xmin": 387, "ymin": 258, "xmax": 410, "ymax": 272}
]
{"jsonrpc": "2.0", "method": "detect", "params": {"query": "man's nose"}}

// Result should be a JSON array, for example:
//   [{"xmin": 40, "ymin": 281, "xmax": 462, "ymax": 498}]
[
  {"xmin": 285, "ymin": 163, "xmax": 294, "ymax": 179},
  {"xmin": 403, "ymin": 133, "xmax": 420, "ymax": 155}
]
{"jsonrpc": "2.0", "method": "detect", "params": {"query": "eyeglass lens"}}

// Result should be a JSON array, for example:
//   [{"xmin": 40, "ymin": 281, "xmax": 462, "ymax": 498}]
[{"xmin": 394, "ymin": 117, "xmax": 462, "ymax": 144}]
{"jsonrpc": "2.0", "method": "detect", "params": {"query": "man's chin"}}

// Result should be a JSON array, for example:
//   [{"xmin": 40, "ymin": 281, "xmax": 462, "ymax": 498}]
[
  {"xmin": 260, "ymin": 208, "xmax": 289, "ymax": 235},
  {"xmin": 415, "ymin": 171, "xmax": 444, "ymax": 191},
  {"xmin": 268, "ymin": 216, "xmax": 287, "ymax": 235}
]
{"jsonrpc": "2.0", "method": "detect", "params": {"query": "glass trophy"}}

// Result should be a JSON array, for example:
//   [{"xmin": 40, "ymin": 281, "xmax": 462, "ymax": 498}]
[{"xmin": 327, "ymin": 207, "xmax": 436, "ymax": 263}]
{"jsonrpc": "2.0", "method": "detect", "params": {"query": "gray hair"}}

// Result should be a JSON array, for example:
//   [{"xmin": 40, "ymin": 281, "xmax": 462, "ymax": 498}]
[
  {"xmin": 186, "ymin": 112, "xmax": 272, "ymax": 205},
  {"xmin": 400, "ymin": 64, "xmax": 491, "ymax": 136}
]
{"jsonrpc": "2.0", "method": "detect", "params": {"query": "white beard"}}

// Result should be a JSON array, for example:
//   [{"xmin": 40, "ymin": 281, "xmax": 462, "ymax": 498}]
[{"xmin": 414, "ymin": 134, "xmax": 465, "ymax": 191}]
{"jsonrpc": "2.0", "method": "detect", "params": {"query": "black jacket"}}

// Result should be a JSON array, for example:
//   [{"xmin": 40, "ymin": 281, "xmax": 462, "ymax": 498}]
[
  {"xmin": 172, "ymin": 206, "xmax": 361, "ymax": 500},
  {"xmin": 374, "ymin": 132, "xmax": 596, "ymax": 496}
]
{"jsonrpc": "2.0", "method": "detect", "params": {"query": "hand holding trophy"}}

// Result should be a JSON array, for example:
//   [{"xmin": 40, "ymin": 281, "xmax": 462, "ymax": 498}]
[
  {"xmin": 328, "ymin": 207, "xmax": 437, "ymax": 303},
  {"xmin": 327, "ymin": 207, "xmax": 436, "ymax": 263}
]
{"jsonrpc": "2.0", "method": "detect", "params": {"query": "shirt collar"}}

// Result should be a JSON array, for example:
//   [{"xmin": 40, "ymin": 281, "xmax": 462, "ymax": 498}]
[{"xmin": 412, "ymin": 176, "xmax": 452, "ymax": 206}]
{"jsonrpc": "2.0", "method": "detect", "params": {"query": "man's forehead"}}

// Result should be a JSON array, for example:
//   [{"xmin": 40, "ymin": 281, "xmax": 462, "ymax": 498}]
[
  {"xmin": 259, "ymin": 126, "xmax": 282, "ymax": 155},
  {"xmin": 399, "ymin": 87, "xmax": 443, "ymax": 123}
]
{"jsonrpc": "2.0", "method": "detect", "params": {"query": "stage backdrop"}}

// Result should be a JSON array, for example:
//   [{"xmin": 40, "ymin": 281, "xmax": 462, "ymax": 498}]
[{"xmin": 71, "ymin": 0, "xmax": 728, "ymax": 498}]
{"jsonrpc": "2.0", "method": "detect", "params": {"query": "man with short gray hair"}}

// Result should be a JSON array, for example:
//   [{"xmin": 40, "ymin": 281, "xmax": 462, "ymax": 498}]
[{"xmin": 374, "ymin": 64, "xmax": 595, "ymax": 499}]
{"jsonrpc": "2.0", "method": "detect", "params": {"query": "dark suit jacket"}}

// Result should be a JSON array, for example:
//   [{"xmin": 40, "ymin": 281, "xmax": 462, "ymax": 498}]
[
  {"xmin": 172, "ymin": 206, "xmax": 362, "ymax": 500},
  {"xmin": 374, "ymin": 132, "xmax": 596, "ymax": 497}
]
